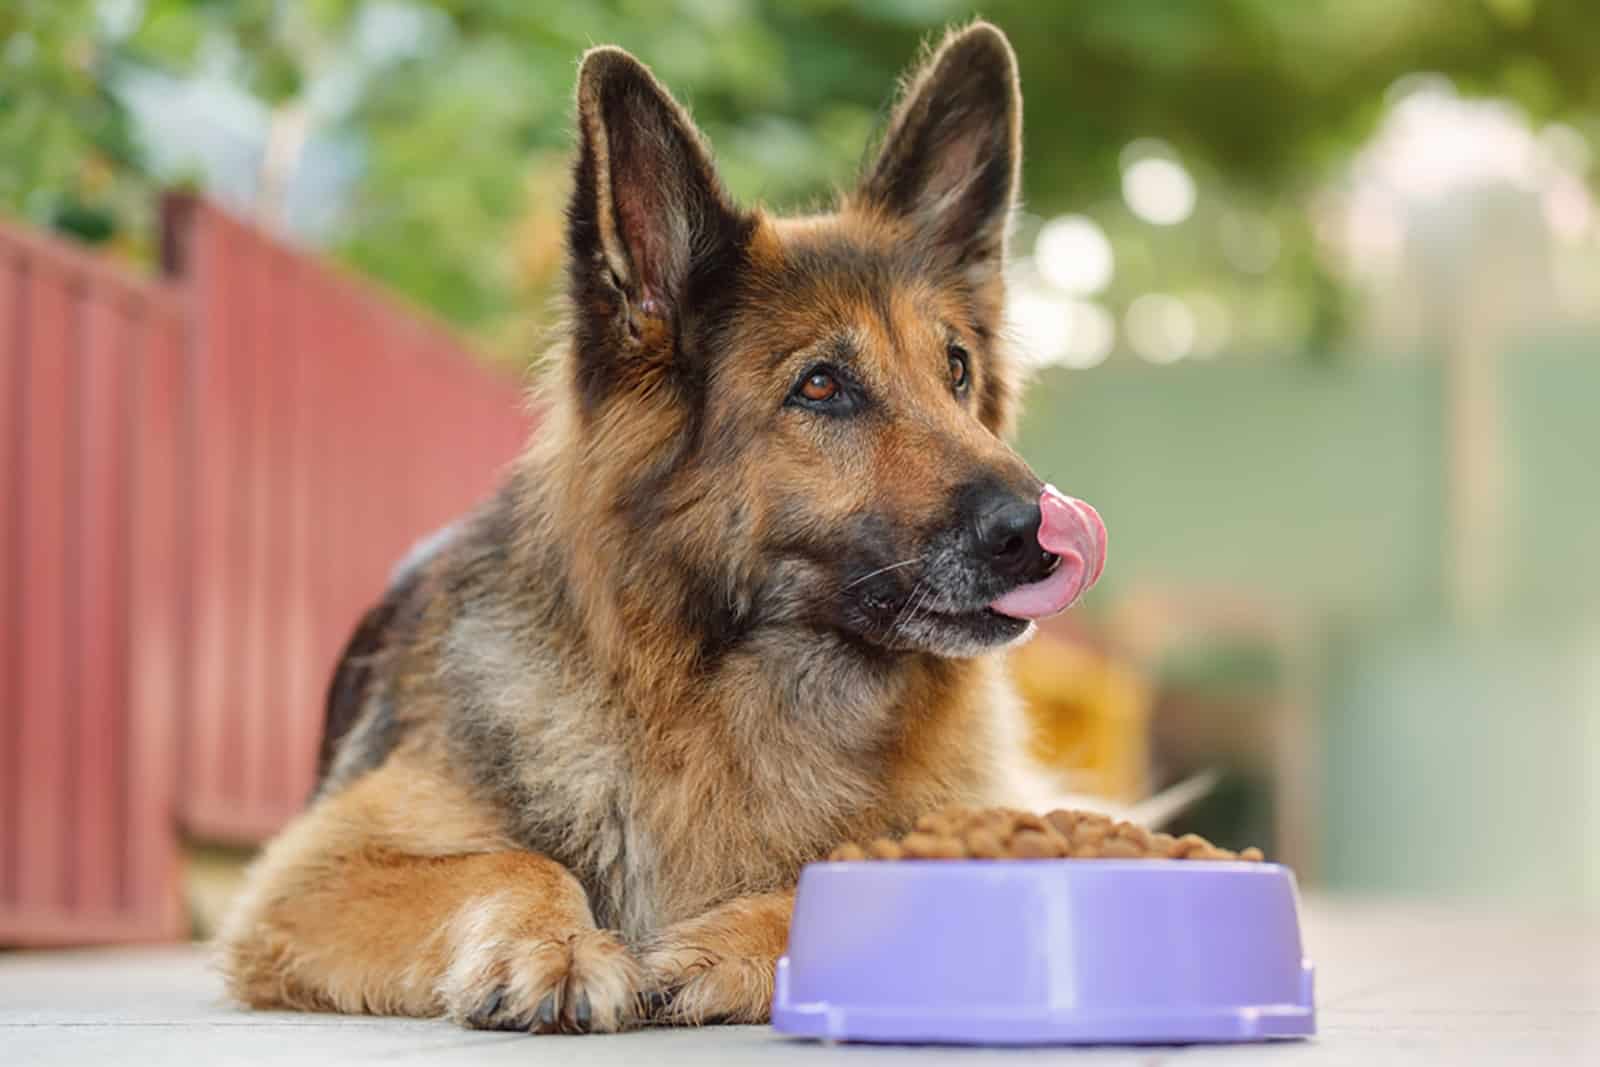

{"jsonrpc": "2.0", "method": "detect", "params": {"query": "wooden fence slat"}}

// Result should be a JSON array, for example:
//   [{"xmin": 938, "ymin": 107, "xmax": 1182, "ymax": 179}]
[
  {"xmin": 183, "ymin": 209, "xmax": 239, "ymax": 834},
  {"xmin": 306, "ymin": 281, "xmax": 346, "ymax": 771},
  {"xmin": 238, "ymin": 229, "xmax": 272, "ymax": 820},
  {"xmin": 0, "ymin": 249, "xmax": 23, "ymax": 908},
  {"xmin": 264, "ymin": 247, "xmax": 290, "ymax": 816},
  {"xmin": 15, "ymin": 260, "xmax": 75, "ymax": 914},
  {"xmin": 124, "ymin": 305, "xmax": 186, "ymax": 930},
  {"xmin": 73, "ymin": 285, "xmax": 132, "ymax": 916},
  {"xmin": 225, "ymin": 214, "xmax": 260, "ymax": 824},
  {"xmin": 281, "ymin": 255, "xmax": 317, "ymax": 808}
]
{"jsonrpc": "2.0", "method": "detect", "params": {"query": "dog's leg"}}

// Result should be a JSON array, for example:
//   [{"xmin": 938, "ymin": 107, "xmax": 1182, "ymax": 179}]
[
  {"xmin": 217, "ymin": 763, "xmax": 640, "ymax": 1033},
  {"xmin": 638, "ymin": 890, "xmax": 794, "ymax": 1025}
]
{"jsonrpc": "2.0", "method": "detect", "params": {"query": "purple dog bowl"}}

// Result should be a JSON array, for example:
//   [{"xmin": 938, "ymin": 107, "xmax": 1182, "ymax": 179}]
[{"xmin": 771, "ymin": 859, "xmax": 1315, "ymax": 1045}]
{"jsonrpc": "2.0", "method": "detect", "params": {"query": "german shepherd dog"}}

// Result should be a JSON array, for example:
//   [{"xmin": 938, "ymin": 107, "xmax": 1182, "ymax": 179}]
[{"xmin": 218, "ymin": 21, "xmax": 1107, "ymax": 1033}]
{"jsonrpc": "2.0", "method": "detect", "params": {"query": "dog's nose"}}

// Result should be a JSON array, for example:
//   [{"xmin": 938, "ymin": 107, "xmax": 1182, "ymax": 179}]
[{"xmin": 974, "ymin": 493, "xmax": 1055, "ymax": 581}]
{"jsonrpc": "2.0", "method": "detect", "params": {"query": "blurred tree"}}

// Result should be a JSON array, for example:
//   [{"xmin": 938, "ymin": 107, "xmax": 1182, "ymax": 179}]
[
  {"xmin": 0, "ymin": 0, "xmax": 150, "ymax": 254},
  {"xmin": 4, "ymin": 0, "xmax": 1598, "ymax": 359}
]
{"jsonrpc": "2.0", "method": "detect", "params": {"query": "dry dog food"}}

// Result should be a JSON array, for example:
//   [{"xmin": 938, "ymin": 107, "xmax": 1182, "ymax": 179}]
[{"xmin": 828, "ymin": 807, "xmax": 1264, "ymax": 863}]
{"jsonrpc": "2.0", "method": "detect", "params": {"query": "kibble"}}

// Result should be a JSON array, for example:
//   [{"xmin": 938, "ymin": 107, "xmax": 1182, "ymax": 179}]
[
  {"xmin": 963, "ymin": 827, "xmax": 1007, "ymax": 859},
  {"xmin": 1010, "ymin": 830, "xmax": 1064, "ymax": 858},
  {"xmin": 1098, "ymin": 838, "xmax": 1144, "ymax": 859},
  {"xmin": 827, "ymin": 807, "xmax": 1266, "ymax": 863},
  {"xmin": 867, "ymin": 837, "xmax": 904, "ymax": 860},
  {"xmin": 900, "ymin": 832, "xmax": 966, "ymax": 860}
]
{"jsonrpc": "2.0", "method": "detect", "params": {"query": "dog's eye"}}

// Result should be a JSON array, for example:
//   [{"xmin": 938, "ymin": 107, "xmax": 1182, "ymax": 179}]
[
  {"xmin": 800, "ymin": 371, "xmax": 839, "ymax": 403},
  {"xmin": 787, "ymin": 363, "xmax": 860, "ymax": 415},
  {"xmin": 948, "ymin": 343, "xmax": 970, "ymax": 392}
]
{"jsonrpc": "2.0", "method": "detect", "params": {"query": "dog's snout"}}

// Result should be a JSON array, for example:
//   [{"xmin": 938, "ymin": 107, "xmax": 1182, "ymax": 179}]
[
  {"xmin": 970, "ymin": 486, "xmax": 1055, "ymax": 582},
  {"xmin": 976, "ymin": 498, "xmax": 1039, "ymax": 570}
]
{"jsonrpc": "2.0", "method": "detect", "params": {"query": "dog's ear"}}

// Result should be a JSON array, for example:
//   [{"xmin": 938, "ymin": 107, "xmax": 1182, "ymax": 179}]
[
  {"xmin": 567, "ymin": 47, "xmax": 742, "ymax": 404},
  {"xmin": 855, "ymin": 22, "xmax": 1021, "ymax": 284}
]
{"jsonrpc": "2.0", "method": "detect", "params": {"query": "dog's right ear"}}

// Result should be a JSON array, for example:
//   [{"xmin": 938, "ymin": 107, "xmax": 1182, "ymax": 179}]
[
  {"xmin": 566, "ymin": 47, "xmax": 742, "ymax": 408},
  {"xmin": 854, "ymin": 23, "xmax": 1021, "ymax": 289}
]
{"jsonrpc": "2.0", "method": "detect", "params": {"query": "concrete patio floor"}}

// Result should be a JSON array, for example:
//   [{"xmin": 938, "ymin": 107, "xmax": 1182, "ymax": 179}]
[{"xmin": 3, "ymin": 897, "xmax": 1595, "ymax": 1065}]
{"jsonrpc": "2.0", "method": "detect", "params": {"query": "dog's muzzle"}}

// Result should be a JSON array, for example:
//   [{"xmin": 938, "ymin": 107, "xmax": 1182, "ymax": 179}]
[{"xmin": 987, "ymin": 485, "xmax": 1106, "ymax": 620}]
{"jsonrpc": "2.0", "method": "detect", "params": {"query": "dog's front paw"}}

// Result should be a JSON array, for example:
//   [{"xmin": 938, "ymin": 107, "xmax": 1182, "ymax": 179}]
[
  {"xmin": 639, "ymin": 940, "xmax": 776, "ymax": 1025},
  {"xmin": 642, "ymin": 945, "xmax": 777, "ymax": 1025},
  {"xmin": 443, "ymin": 928, "xmax": 640, "ymax": 1034},
  {"xmin": 637, "ymin": 892, "xmax": 792, "ymax": 1025}
]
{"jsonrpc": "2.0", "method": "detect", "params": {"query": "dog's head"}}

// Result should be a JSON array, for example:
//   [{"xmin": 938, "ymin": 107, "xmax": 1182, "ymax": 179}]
[{"xmin": 555, "ymin": 23, "xmax": 1103, "ymax": 663}]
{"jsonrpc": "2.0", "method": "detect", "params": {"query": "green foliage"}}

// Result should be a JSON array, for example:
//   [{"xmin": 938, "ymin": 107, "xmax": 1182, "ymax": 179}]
[
  {"xmin": 0, "ymin": 0, "xmax": 151, "ymax": 251},
  {"xmin": 4, "ymin": 0, "xmax": 1598, "ymax": 354}
]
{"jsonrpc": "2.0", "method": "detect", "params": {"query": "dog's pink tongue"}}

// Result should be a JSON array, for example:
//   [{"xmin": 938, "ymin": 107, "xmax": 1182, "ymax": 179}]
[{"xmin": 988, "ymin": 485, "xmax": 1106, "ymax": 620}]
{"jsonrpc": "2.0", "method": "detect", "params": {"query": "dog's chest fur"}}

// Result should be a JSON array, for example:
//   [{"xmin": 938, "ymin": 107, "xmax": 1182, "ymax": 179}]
[
  {"xmin": 439, "ymin": 608, "xmax": 649, "ymax": 935},
  {"xmin": 437, "ymin": 596, "xmax": 1007, "ymax": 942}
]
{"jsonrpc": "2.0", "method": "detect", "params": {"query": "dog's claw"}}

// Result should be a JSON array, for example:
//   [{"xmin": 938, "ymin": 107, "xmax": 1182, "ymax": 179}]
[
  {"xmin": 467, "ymin": 986, "xmax": 507, "ymax": 1029},
  {"xmin": 534, "ymin": 993, "xmax": 558, "ymax": 1032}
]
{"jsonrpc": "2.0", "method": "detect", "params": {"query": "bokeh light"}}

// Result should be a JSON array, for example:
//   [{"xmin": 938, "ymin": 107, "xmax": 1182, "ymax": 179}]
[
  {"xmin": 1035, "ymin": 214, "xmax": 1114, "ymax": 295},
  {"xmin": 1125, "ymin": 293, "xmax": 1196, "ymax": 363},
  {"xmin": 1006, "ymin": 285, "xmax": 1071, "ymax": 367},
  {"xmin": 1122, "ymin": 150, "xmax": 1196, "ymax": 226},
  {"xmin": 1059, "ymin": 299, "xmax": 1116, "ymax": 369}
]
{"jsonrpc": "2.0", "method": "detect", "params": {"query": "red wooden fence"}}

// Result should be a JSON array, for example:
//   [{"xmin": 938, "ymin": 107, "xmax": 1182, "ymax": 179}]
[
  {"xmin": 164, "ymin": 197, "xmax": 531, "ymax": 843},
  {"xmin": 0, "ymin": 197, "xmax": 531, "ymax": 944},
  {"xmin": 0, "ymin": 223, "xmax": 188, "ymax": 944}
]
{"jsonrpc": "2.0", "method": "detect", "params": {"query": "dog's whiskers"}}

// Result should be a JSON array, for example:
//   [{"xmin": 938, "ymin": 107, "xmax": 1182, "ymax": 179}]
[
  {"xmin": 840, "ymin": 556, "xmax": 923, "ymax": 592},
  {"xmin": 901, "ymin": 585, "xmax": 936, "ymax": 641},
  {"xmin": 886, "ymin": 577, "xmax": 932, "ymax": 645},
  {"xmin": 884, "ymin": 578, "xmax": 922, "ymax": 643}
]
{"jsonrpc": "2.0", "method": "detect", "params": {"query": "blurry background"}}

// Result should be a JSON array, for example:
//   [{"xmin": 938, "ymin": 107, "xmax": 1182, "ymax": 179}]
[{"xmin": 3, "ymin": 0, "xmax": 1598, "ymax": 944}]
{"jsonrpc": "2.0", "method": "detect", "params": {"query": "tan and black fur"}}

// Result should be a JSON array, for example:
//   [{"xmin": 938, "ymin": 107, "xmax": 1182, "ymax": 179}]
[{"xmin": 219, "ymin": 22, "xmax": 1065, "ymax": 1033}]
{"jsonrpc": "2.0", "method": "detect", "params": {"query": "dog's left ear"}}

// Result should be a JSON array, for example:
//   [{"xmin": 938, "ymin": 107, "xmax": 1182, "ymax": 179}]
[
  {"xmin": 855, "ymin": 22, "xmax": 1021, "ymax": 284},
  {"xmin": 567, "ymin": 47, "xmax": 743, "ymax": 404}
]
